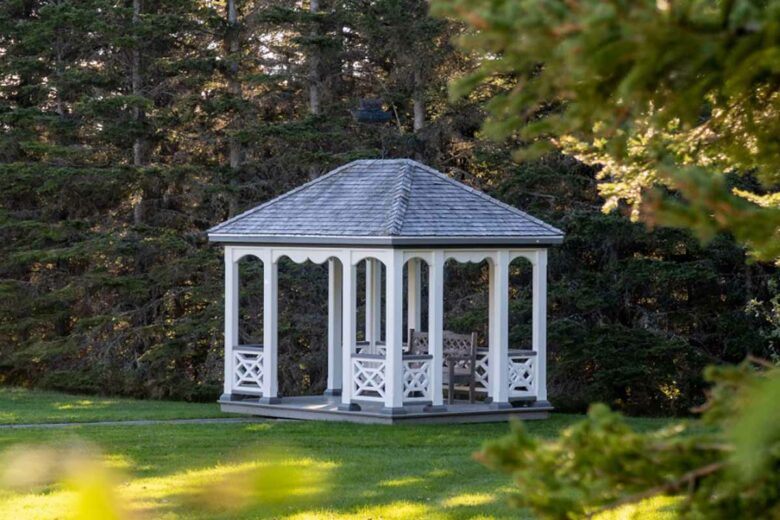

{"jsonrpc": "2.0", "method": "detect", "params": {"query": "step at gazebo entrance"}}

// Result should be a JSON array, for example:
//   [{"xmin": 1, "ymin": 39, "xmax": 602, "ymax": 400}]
[{"xmin": 208, "ymin": 159, "xmax": 564, "ymax": 424}]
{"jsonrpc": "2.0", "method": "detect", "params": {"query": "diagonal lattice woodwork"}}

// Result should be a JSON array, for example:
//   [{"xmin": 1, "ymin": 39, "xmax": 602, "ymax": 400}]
[
  {"xmin": 352, "ymin": 356, "xmax": 386, "ymax": 401},
  {"xmin": 474, "ymin": 351, "xmax": 490, "ymax": 392},
  {"xmin": 508, "ymin": 353, "xmax": 536, "ymax": 397},
  {"xmin": 233, "ymin": 347, "xmax": 264, "ymax": 395},
  {"xmin": 402, "ymin": 357, "xmax": 432, "ymax": 402}
]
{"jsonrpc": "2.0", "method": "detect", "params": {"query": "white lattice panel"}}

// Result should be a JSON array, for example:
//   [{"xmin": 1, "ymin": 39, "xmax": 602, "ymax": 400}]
[
  {"xmin": 233, "ymin": 348, "xmax": 264, "ymax": 395},
  {"xmin": 474, "ymin": 351, "xmax": 490, "ymax": 393},
  {"xmin": 508, "ymin": 354, "xmax": 536, "ymax": 398},
  {"xmin": 403, "ymin": 358, "xmax": 432, "ymax": 402},
  {"xmin": 352, "ymin": 357, "xmax": 386, "ymax": 402}
]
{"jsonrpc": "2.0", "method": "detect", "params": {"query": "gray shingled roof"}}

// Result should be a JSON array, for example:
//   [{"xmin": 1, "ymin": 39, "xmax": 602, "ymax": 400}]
[{"xmin": 208, "ymin": 159, "xmax": 564, "ymax": 246}]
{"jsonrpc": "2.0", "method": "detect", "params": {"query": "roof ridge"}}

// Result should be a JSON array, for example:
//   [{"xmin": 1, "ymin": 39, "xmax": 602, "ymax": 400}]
[
  {"xmin": 384, "ymin": 162, "xmax": 413, "ymax": 236},
  {"xmin": 207, "ymin": 161, "xmax": 360, "ymax": 234},
  {"xmin": 408, "ymin": 160, "xmax": 564, "ymax": 236}
]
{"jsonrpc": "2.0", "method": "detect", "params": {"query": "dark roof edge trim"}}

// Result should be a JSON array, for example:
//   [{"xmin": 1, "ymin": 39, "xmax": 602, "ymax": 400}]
[{"xmin": 208, "ymin": 233, "xmax": 564, "ymax": 247}]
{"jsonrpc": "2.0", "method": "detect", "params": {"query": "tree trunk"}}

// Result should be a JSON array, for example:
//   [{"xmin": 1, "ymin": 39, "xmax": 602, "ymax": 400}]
[
  {"xmin": 226, "ymin": 0, "xmax": 243, "ymax": 169},
  {"xmin": 132, "ymin": 0, "xmax": 145, "ymax": 167},
  {"xmin": 412, "ymin": 68, "xmax": 425, "ymax": 132},
  {"xmin": 132, "ymin": 0, "xmax": 146, "ymax": 225},
  {"xmin": 308, "ymin": 0, "xmax": 321, "ymax": 115}
]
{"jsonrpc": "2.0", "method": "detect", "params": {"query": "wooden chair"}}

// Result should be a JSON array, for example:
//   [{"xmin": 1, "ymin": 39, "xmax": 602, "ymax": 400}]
[{"xmin": 408, "ymin": 329, "xmax": 478, "ymax": 404}]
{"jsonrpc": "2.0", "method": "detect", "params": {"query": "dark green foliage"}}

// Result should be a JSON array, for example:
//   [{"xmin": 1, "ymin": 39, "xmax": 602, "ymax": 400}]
[
  {"xmin": 477, "ymin": 361, "xmax": 780, "ymax": 519},
  {"xmin": 0, "ymin": 0, "xmax": 777, "ymax": 415}
]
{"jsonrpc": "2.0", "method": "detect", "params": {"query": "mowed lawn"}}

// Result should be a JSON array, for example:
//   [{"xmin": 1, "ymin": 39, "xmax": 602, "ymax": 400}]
[{"xmin": 0, "ymin": 388, "xmax": 679, "ymax": 519}]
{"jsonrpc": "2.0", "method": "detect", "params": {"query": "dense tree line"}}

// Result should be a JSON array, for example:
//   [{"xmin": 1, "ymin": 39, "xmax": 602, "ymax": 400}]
[{"xmin": 0, "ymin": 0, "xmax": 776, "ymax": 415}]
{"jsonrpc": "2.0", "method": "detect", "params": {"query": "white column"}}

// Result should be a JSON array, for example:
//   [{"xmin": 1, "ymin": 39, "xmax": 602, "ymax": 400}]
[
  {"xmin": 365, "ymin": 259, "xmax": 382, "ymax": 346},
  {"xmin": 426, "ymin": 251, "xmax": 445, "ymax": 410},
  {"xmin": 339, "ymin": 255, "xmax": 359, "ymax": 410},
  {"xmin": 383, "ymin": 251, "xmax": 405, "ymax": 413},
  {"xmin": 223, "ymin": 247, "xmax": 238, "ymax": 397},
  {"xmin": 532, "ymin": 249, "xmax": 549, "ymax": 403},
  {"xmin": 407, "ymin": 258, "xmax": 422, "ymax": 336},
  {"xmin": 326, "ymin": 258, "xmax": 343, "ymax": 396},
  {"xmin": 490, "ymin": 250, "xmax": 510, "ymax": 407},
  {"xmin": 372, "ymin": 260, "xmax": 382, "ymax": 343},
  {"xmin": 260, "ymin": 249, "xmax": 279, "ymax": 403},
  {"xmin": 365, "ymin": 259, "xmax": 374, "ymax": 344},
  {"xmin": 487, "ymin": 258, "xmax": 495, "ymax": 399}
]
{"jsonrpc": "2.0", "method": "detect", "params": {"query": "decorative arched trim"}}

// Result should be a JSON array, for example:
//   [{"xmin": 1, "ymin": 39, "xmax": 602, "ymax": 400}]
[
  {"xmin": 273, "ymin": 248, "xmax": 341, "ymax": 265},
  {"xmin": 233, "ymin": 250, "xmax": 264, "ymax": 263},
  {"xmin": 444, "ymin": 250, "xmax": 495, "ymax": 264},
  {"xmin": 403, "ymin": 251, "xmax": 432, "ymax": 265},
  {"xmin": 509, "ymin": 249, "xmax": 538, "ymax": 265},
  {"xmin": 350, "ymin": 250, "xmax": 391, "ymax": 266}
]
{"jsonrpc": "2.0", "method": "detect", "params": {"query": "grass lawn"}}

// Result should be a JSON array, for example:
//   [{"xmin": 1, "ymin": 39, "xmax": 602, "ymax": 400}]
[
  {"xmin": 0, "ymin": 387, "xmax": 229, "ymax": 424},
  {"xmin": 0, "ymin": 389, "xmax": 680, "ymax": 519}
]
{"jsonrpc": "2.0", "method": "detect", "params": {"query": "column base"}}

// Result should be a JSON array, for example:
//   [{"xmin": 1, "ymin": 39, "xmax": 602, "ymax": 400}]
[
  {"xmin": 423, "ymin": 404, "xmax": 447, "ymax": 413},
  {"xmin": 490, "ymin": 401, "xmax": 513, "ymax": 410},
  {"xmin": 380, "ymin": 406, "xmax": 407, "ymax": 416},
  {"xmin": 259, "ymin": 396, "xmax": 282, "ymax": 405},
  {"xmin": 533, "ymin": 400, "xmax": 552, "ymax": 408},
  {"xmin": 338, "ymin": 402, "xmax": 361, "ymax": 411},
  {"xmin": 323, "ymin": 388, "xmax": 342, "ymax": 397}
]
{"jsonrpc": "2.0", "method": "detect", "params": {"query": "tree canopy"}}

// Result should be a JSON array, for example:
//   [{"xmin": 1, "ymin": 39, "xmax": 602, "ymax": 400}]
[
  {"xmin": 0, "ymin": 0, "xmax": 777, "ymax": 420},
  {"xmin": 435, "ymin": 0, "xmax": 780, "ymax": 262}
]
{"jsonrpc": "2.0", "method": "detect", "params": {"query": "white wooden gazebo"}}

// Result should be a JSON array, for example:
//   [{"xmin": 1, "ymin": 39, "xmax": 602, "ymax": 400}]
[{"xmin": 208, "ymin": 159, "xmax": 563, "ymax": 424}]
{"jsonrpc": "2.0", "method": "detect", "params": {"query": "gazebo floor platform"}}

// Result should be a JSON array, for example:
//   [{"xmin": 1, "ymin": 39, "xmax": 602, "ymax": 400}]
[{"xmin": 218, "ymin": 394, "xmax": 552, "ymax": 425}]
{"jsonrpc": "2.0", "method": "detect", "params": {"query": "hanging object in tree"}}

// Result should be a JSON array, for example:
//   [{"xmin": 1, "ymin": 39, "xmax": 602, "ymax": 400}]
[{"xmin": 352, "ymin": 98, "xmax": 392, "ymax": 123}]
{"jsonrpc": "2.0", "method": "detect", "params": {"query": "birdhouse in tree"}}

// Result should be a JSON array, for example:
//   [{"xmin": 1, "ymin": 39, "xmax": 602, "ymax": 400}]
[{"xmin": 352, "ymin": 98, "xmax": 392, "ymax": 123}]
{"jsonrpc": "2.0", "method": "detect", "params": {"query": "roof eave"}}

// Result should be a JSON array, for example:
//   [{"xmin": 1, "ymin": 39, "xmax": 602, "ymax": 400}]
[{"xmin": 207, "ymin": 233, "xmax": 565, "ymax": 247}]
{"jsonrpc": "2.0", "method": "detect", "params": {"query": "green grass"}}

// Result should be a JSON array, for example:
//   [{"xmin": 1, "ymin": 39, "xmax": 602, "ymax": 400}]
[
  {"xmin": 0, "ymin": 387, "xmax": 229, "ymax": 424},
  {"xmin": 0, "ymin": 388, "xmax": 679, "ymax": 519}
]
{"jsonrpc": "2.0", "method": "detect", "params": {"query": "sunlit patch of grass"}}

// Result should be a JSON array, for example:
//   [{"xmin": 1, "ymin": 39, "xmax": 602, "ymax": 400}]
[
  {"xmin": 1, "ymin": 454, "xmax": 336, "ymax": 519},
  {"xmin": 288, "ymin": 500, "xmax": 432, "ymax": 520},
  {"xmin": 379, "ymin": 475, "xmax": 425, "ymax": 487},
  {"xmin": 103, "ymin": 453, "xmax": 134, "ymax": 471},
  {"xmin": 0, "ymin": 488, "xmax": 74, "ymax": 520},
  {"xmin": 593, "ymin": 495, "xmax": 681, "ymax": 520},
  {"xmin": 55, "ymin": 400, "xmax": 115, "ymax": 411},
  {"xmin": 441, "ymin": 492, "xmax": 496, "ymax": 507}
]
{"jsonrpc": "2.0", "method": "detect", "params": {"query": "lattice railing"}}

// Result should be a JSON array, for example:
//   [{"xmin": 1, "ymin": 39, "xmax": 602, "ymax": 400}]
[
  {"xmin": 403, "ymin": 354, "xmax": 432, "ymax": 403},
  {"xmin": 508, "ymin": 350, "xmax": 537, "ymax": 398},
  {"xmin": 351, "ymin": 353, "xmax": 386, "ymax": 402},
  {"xmin": 474, "ymin": 349, "xmax": 490, "ymax": 393},
  {"xmin": 232, "ymin": 345, "xmax": 264, "ymax": 395}
]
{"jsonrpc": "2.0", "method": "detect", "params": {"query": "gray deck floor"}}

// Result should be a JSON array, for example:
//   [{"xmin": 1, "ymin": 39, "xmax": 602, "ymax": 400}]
[{"xmin": 219, "ymin": 394, "xmax": 552, "ymax": 424}]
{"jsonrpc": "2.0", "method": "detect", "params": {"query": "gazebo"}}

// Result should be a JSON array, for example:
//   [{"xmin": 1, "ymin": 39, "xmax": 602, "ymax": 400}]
[{"xmin": 208, "ymin": 159, "xmax": 563, "ymax": 424}]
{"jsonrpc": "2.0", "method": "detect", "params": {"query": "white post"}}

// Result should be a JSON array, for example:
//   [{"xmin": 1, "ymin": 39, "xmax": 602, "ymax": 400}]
[
  {"xmin": 365, "ymin": 259, "xmax": 382, "ymax": 347},
  {"xmin": 383, "ymin": 251, "xmax": 405, "ymax": 414},
  {"xmin": 326, "ymin": 258, "xmax": 343, "ymax": 396},
  {"xmin": 407, "ymin": 258, "xmax": 422, "ymax": 336},
  {"xmin": 365, "ymin": 259, "xmax": 374, "ymax": 344},
  {"xmin": 223, "ymin": 247, "xmax": 238, "ymax": 398},
  {"xmin": 339, "ymin": 255, "xmax": 359, "ymax": 410},
  {"xmin": 260, "ymin": 250, "xmax": 279, "ymax": 403},
  {"xmin": 426, "ymin": 251, "xmax": 445, "ymax": 410},
  {"xmin": 372, "ymin": 260, "xmax": 382, "ymax": 343},
  {"xmin": 532, "ymin": 249, "xmax": 549, "ymax": 404},
  {"xmin": 490, "ymin": 250, "xmax": 510, "ymax": 407},
  {"xmin": 487, "ymin": 257, "xmax": 495, "ymax": 399}
]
